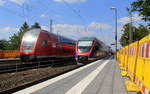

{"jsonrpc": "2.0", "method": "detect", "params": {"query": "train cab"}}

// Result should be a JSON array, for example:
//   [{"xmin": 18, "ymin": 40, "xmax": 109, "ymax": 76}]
[
  {"xmin": 76, "ymin": 37, "xmax": 109, "ymax": 63},
  {"xmin": 20, "ymin": 29, "xmax": 41, "ymax": 61}
]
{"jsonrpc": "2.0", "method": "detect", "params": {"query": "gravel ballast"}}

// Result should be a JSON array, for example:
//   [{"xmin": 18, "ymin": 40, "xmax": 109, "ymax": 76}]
[{"xmin": 0, "ymin": 64, "xmax": 80, "ymax": 93}]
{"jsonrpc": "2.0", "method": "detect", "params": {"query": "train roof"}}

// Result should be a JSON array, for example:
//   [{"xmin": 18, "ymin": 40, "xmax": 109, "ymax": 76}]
[
  {"xmin": 78, "ymin": 37, "xmax": 109, "ymax": 47},
  {"xmin": 78, "ymin": 37, "xmax": 98, "ymax": 41},
  {"xmin": 28, "ymin": 28, "xmax": 76, "ymax": 44}
]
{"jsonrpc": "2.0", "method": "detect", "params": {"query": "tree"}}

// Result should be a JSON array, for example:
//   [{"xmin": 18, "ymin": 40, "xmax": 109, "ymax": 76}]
[
  {"xmin": 7, "ymin": 22, "xmax": 30, "ymax": 50},
  {"xmin": 31, "ymin": 22, "xmax": 41, "ymax": 29},
  {"xmin": 135, "ymin": 24, "xmax": 150, "ymax": 40},
  {"xmin": 120, "ymin": 23, "xmax": 149, "ymax": 46},
  {"xmin": 131, "ymin": 0, "xmax": 150, "ymax": 22},
  {"xmin": 0, "ymin": 39, "xmax": 8, "ymax": 50},
  {"xmin": 2, "ymin": 22, "xmax": 42, "ymax": 50}
]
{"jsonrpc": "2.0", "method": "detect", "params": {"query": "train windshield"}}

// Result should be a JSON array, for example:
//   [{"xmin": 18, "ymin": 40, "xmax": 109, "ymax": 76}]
[
  {"xmin": 78, "ymin": 41, "xmax": 93, "ymax": 47},
  {"xmin": 21, "ymin": 29, "xmax": 40, "ymax": 52},
  {"xmin": 77, "ymin": 41, "xmax": 93, "ymax": 52}
]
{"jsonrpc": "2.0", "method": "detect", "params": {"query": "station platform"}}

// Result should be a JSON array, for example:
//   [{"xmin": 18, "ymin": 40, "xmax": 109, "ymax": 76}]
[
  {"xmin": 0, "ymin": 58, "xmax": 20, "ymax": 61},
  {"xmin": 14, "ymin": 57, "xmax": 132, "ymax": 94}
]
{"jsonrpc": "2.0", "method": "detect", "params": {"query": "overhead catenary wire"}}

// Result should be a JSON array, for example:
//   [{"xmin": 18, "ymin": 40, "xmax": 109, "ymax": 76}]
[
  {"xmin": 62, "ymin": 0, "xmax": 90, "ymax": 33},
  {"xmin": 36, "ymin": 0, "xmax": 85, "ymax": 23},
  {"xmin": 0, "ymin": 1, "xmax": 38, "ymax": 23},
  {"xmin": 25, "ymin": 0, "xmax": 86, "ymax": 26},
  {"xmin": 62, "ymin": 0, "xmax": 86, "ymax": 22},
  {"xmin": 32, "ymin": 0, "xmax": 68, "ymax": 25},
  {"xmin": 37, "ymin": 0, "xmax": 62, "ymax": 15}
]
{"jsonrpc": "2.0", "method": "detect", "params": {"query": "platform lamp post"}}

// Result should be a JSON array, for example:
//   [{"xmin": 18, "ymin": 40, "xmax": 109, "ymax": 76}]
[{"xmin": 110, "ymin": 7, "xmax": 118, "ymax": 60}]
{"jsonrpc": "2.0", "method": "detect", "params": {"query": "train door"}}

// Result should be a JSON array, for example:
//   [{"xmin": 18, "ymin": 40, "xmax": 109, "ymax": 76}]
[
  {"xmin": 41, "ymin": 39, "xmax": 49, "ymax": 55},
  {"xmin": 36, "ymin": 36, "xmax": 48, "ymax": 57},
  {"xmin": 40, "ymin": 33, "xmax": 50, "ymax": 56},
  {"xmin": 56, "ymin": 36, "xmax": 63, "ymax": 57},
  {"xmin": 93, "ymin": 42, "xmax": 99, "ymax": 58},
  {"xmin": 48, "ymin": 34, "xmax": 57, "ymax": 57}
]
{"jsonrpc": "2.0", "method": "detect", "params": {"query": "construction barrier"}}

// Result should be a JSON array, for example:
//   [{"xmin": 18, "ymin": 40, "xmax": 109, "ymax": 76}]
[
  {"xmin": 127, "ymin": 41, "xmax": 138, "ymax": 81},
  {"xmin": 117, "ymin": 35, "xmax": 150, "ymax": 94},
  {"xmin": 118, "ymin": 47, "xmax": 125, "ymax": 67},
  {"xmin": 124, "ymin": 46, "xmax": 129, "ymax": 72},
  {"xmin": 135, "ymin": 35, "xmax": 150, "ymax": 94},
  {"xmin": 0, "ymin": 50, "xmax": 20, "ymax": 58}
]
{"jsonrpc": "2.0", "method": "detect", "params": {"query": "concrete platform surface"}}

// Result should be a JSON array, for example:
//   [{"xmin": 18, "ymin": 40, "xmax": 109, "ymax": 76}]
[{"xmin": 14, "ymin": 57, "xmax": 129, "ymax": 94}]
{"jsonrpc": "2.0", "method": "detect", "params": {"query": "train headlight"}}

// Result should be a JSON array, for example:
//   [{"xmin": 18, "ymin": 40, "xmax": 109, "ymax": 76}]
[{"xmin": 23, "ymin": 36, "xmax": 36, "ymax": 42}]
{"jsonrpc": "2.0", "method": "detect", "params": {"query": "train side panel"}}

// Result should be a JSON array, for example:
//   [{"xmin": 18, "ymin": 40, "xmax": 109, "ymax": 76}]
[{"xmin": 35, "ymin": 32, "xmax": 58, "ymax": 58}]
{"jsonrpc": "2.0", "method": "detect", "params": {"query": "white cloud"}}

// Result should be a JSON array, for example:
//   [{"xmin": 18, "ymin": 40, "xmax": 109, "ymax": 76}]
[
  {"xmin": 88, "ymin": 22, "xmax": 111, "ymax": 30},
  {"xmin": 0, "ymin": 0, "xmax": 6, "ymax": 6},
  {"xmin": 0, "ymin": 27, "xmax": 19, "ymax": 32},
  {"xmin": 0, "ymin": 27, "xmax": 19, "ymax": 40},
  {"xmin": 41, "ymin": 22, "xmax": 112, "ymax": 46},
  {"xmin": 41, "ymin": 25, "xmax": 50, "ymax": 31},
  {"xmin": 10, "ymin": 0, "xmax": 27, "ymax": 5},
  {"xmin": 53, "ymin": 24, "xmax": 84, "ymax": 32},
  {"xmin": 41, "ymin": 22, "xmax": 111, "ymax": 34},
  {"xmin": 118, "ymin": 14, "xmax": 143, "ymax": 24},
  {"xmin": 54, "ymin": 0, "xmax": 86, "ymax": 3},
  {"xmin": 40, "ymin": 14, "xmax": 47, "ymax": 18}
]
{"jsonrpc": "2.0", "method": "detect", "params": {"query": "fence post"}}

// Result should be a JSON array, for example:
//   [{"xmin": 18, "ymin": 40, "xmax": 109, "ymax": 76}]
[
  {"xmin": 16, "ymin": 61, "xmax": 18, "ymax": 72},
  {"xmin": 38, "ymin": 61, "xmax": 40, "ymax": 69}
]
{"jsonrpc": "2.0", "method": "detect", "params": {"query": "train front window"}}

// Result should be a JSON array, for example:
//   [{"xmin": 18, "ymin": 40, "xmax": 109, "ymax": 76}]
[
  {"xmin": 22, "ymin": 41, "xmax": 34, "ymax": 52},
  {"xmin": 21, "ymin": 29, "xmax": 40, "ymax": 52},
  {"xmin": 78, "ymin": 41, "xmax": 93, "ymax": 47},
  {"xmin": 77, "ymin": 41, "xmax": 93, "ymax": 52}
]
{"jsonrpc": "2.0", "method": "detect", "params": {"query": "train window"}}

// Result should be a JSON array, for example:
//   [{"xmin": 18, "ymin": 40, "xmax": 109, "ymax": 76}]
[
  {"xmin": 42, "ymin": 40, "xmax": 47, "ymax": 47},
  {"xmin": 52, "ymin": 43, "xmax": 56, "ymax": 48},
  {"xmin": 59, "ymin": 36, "xmax": 75, "ymax": 45},
  {"xmin": 93, "ymin": 45, "xmax": 98, "ymax": 52},
  {"xmin": 93, "ymin": 42, "xmax": 100, "ymax": 51},
  {"xmin": 95, "ymin": 45, "xmax": 99, "ymax": 50},
  {"xmin": 22, "ymin": 41, "xmax": 34, "ymax": 52},
  {"xmin": 78, "ymin": 46, "xmax": 91, "ymax": 52},
  {"xmin": 78, "ymin": 41, "xmax": 93, "ymax": 47}
]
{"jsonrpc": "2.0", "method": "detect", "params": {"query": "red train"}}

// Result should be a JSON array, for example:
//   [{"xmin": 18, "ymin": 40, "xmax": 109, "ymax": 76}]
[
  {"xmin": 20, "ymin": 29, "xmax": 76, "ymax": 61},
  {"xmin": 75, "ymin": 37, "xmax": 111, "ymax": 63}
]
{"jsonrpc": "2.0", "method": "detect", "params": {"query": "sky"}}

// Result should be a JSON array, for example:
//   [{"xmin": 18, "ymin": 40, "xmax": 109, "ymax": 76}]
[{"xmin": 0, "ymin": 0, "xmax": 144, "ymax": 50}]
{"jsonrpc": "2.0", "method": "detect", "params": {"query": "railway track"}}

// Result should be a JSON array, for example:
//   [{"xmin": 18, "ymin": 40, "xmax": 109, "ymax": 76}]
[
  {"xmin": 0, "ymin": 58, "xmax": 76, "ymax": 74},
  {"xmin": 0, "ymin": 61, "xmax": 82, "ymax": 93}
]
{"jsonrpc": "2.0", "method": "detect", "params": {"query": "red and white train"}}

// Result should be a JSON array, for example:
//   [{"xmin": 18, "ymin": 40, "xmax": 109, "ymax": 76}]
[
  {"xmin": 20, "ymin": 29, "xmax": 76, "ymax": 61},
  {"xmin": 75, "ymin": 37, "xmax": 111, "ymax": 63}
]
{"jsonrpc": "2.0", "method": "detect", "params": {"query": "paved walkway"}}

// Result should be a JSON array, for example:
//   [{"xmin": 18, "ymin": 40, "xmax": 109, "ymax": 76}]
[{"xmin": 14, "ymin": 57, "xmax": 128, "ymax": 94}]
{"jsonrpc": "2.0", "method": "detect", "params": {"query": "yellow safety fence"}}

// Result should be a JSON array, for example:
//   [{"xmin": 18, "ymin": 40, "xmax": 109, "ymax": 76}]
[
  {"xmin": 0, "ymin": 50, "xmax": 20, "ymax": 58},
  {"xmin": 117, "ymin": 35, "xmax": 150, "ymax": 94}
]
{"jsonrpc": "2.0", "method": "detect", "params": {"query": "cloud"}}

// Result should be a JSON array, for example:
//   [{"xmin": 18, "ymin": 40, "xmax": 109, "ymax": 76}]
[
  {"xmin": 0, "ymin": 27, "xmax": 19, "ymax": 32},
  {"xmin": 41, "ymin": 25, "xmax": 50, "ymax": 31},
  {"xmin": 41, "ymin": 22, "xmax": 112, "ymax": 46},
  {"xmin": 0, "ymin": 0, "xmax": 6, "ymax": 6},
  {"xmin": 42, "ymin": 22, "xmax": 111, "ymax": 34},
  {"xmin": 88, "ymin": 22, "xmax": 111, "ymax": 30},
  {"xmin": 118, "ymin": 14, "xmax": 143, "ymax": 24},
  {"xmin": 10, "ymin": 0, "xmax": 27, "ymax": 5},
  {"xmin": 0, "ymin": 26, "xmax": 19, "ymax": 40},
  {"xmin": 39, "ymin": 14, "xmax": 47, "ymax": 18},
  {"xmin": 54, "ymin": 0, "xmax": 86, "ymax": 3},
  {"xmin": 53, "ymin": 24, "xmax": 84, "ymax": 32}
]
